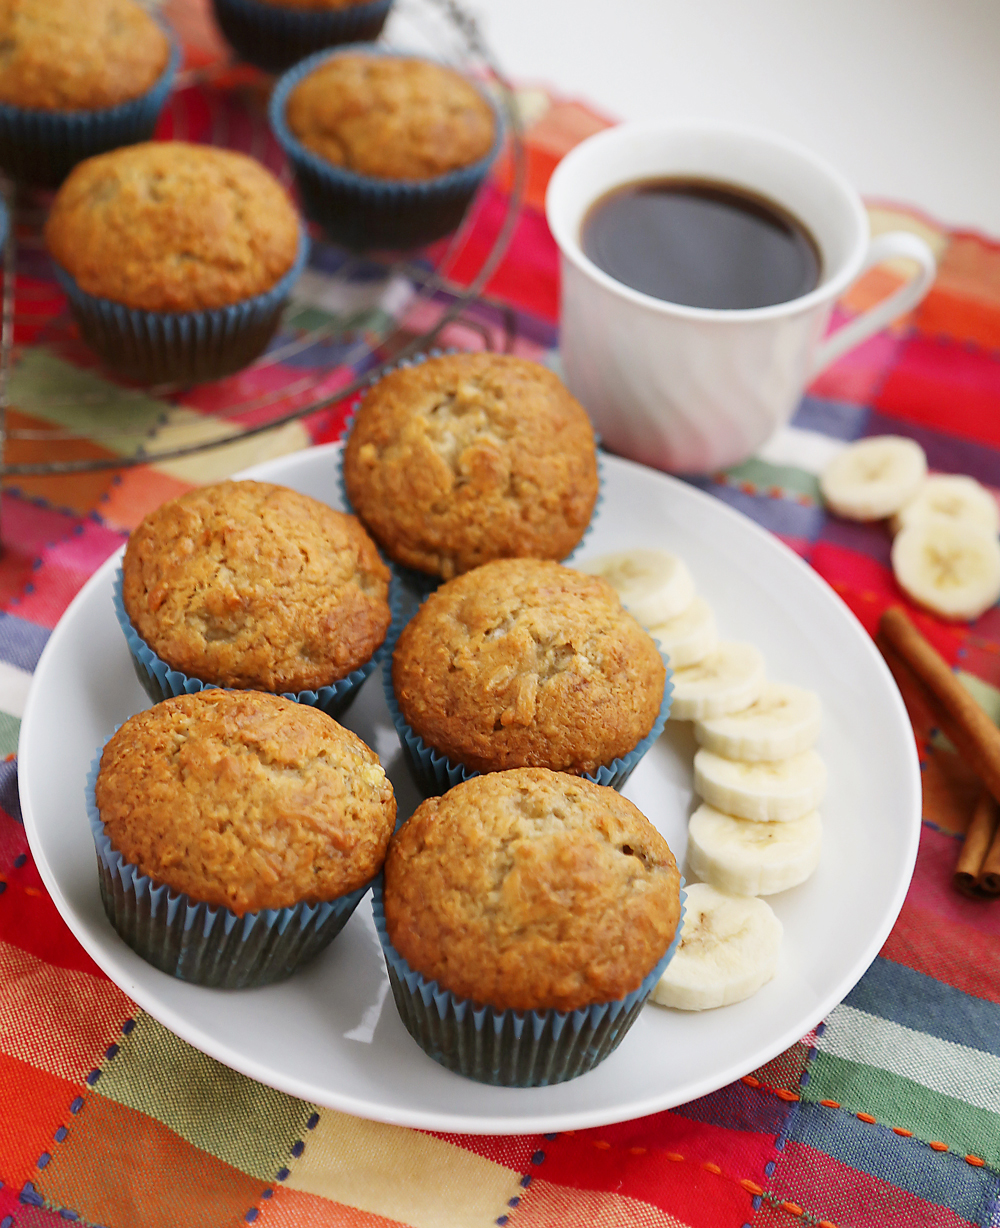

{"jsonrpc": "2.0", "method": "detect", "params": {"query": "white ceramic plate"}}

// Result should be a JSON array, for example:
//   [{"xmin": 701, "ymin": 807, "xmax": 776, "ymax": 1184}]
[{"xmin": 19, "ymin": 445, "xmax": 920, "ymax": 1134}]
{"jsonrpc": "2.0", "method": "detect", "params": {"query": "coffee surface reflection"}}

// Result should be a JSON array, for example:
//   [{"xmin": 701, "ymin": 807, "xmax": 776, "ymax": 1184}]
[{"xmin": 581, "ymin": 177, "xmax": 822, "ymax": 311}]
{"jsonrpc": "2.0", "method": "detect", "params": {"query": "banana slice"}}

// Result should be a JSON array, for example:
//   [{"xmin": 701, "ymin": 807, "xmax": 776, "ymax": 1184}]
[
  {"xmin": 891, "ymin": 474, "xmax": 1000, "ymax": 537},
  {"xmin": 891, "ymin": 519, "xmax": 1000, "ymax": 621},
  {"xmin": 820, "ymin": 436, "xmax": 927, "ymax": 520},
  {"xmin": 578, "ymin": 549, "xmax": 696, "ymax": 626},
  {"xmin": 669, "ymin": 642, "xmax": 765, "ymax": 721},
  {"xmin": 694, "ymin": 682, "xmax": 821, "ymax": 761},
  {"xmin": 687, "ymin": 803, "xmax": 822, "ymax": 897},
  {"xmin": 693, "ymin": 748, "xmax": 827, "ymax": 822},
  {"xmin": 650, "ymin": 882, "xmax": 782, "ymax": 1010},
  {"xmin": 648, "ymin": 597, "xmax": 718, "ymax": 669}
]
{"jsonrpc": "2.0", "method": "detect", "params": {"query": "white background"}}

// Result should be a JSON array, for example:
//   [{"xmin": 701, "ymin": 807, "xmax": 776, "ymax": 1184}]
[{"xmin": 467, "ymin": 0, "xmax": 1000, "ymax": 235}]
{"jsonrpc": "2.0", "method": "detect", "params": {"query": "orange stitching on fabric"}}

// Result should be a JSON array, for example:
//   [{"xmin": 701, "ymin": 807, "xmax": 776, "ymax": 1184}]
[
  {"xmin": 775, "ymin": 1089, "xmax": 800, "ymax": 1102},
  {"xmin": 741, "ymin": 1075, "xmax": 761, "ymax": 1087},
  {"xmin": 628, "ymin": 1147, "xmax": 646, "ymax": 1156},
  {"xmin": 817, "ymin": 1220, "xmax": 840, "ymax": 1228},
  {"xmin": 781, "ymin": 1201, "xmax": 804, "ymax": 1215},
  {"xmin": 739, "ymin": 1180, "xmax": 763, "ymax": 1196},
  {"xmin": 665, "ymin": 1152, "xmax": 685, "ymax": 1162},
  {"xmin": 813, "ymin": 1094, "xmax": 989, "ymax": 1166},
  {"xmin": 592, "ymin": 1141, "xmax": 610, "ymax": 1150},
  {"xmin": 702, "ymin": 1162, "xmax": 722, "ymax": 1175}
]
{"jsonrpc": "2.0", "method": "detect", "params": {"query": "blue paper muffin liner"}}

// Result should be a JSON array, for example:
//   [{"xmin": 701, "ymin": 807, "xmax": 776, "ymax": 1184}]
[
  {"xmin": 212, "ymin": 0, "xmax": 394, "ymax": 73},
  {"xmin": 337, "ymin": 351, "xmax": 604, "ymax": 604},
  {"xmin": 372, "ymin": 878, "xmax": 686, "ymax": 1085},
  {"xmin": 112, "ymin": 560, "xmax": 402, "ymax": 719},
  {"xmin": 86, "ymin": 745, "xmax": 371, "ymax": 987},
  {"xmin": 383, "ymin": 645, "xmax": 673, "ymax": 796},
  {"xmin": 52, "ymin": 228, "xmax": 309, "ymax": 387},
  {"xmin": 0, "ymin": 41, "xmax": 180, "ymax": 188},
  {"xmin": 269, "ymin": 46, "xmax": 504, "ymax": 251}
]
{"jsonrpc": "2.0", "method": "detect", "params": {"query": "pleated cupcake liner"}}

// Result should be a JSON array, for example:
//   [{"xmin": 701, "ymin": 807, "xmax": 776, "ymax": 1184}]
[
  {"xmin": 112, "ymin": 561, "xmax": 403, "ymax": 719},
  {"xmin": 212, "ymin": 0, "xmax": 394, "ymax": 73},
  {"xmin": 337, "ymin": 350, "xmax": 605, "ymax": 606},
  {"xmin": 372, "ymin": 879, "xmax": 686, "ymax": 1086},
  {"xmin": 51, "ymin": 229, "xmax": 309, "ymax": 387},
  {"xmin": 86, "ymin": 749, "xmax": 371, "ymax": 987},
  {"xmin": 269, "ymin": 46, "xmax": 503, "ymax": 252},
  {"xmin": 383, "ymin": 647, "xmax": 673, "ymax": 797},
  {"xmin": 0, "ymin": 41, "xmax": 180, "ymax": 188}
]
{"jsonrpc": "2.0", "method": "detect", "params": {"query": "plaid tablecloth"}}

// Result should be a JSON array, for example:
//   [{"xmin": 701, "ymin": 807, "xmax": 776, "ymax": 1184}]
[{"xmin": 2, "ymin": 9, "xmax": 1000, "ymax": 1228}]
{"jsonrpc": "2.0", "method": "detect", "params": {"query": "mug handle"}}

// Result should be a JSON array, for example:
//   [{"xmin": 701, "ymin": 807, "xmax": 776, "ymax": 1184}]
[{"xmin": 808, "ymin": 231, "xmax": 937, "ymax": 378}]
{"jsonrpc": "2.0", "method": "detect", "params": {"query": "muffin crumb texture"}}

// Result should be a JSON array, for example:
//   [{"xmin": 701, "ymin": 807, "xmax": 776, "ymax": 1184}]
[
  {"xmin": 286, "ymin": 54, "xmax": 495, "ymax": 180},
  {"xmin": 384, "ymin": 768, "xmax": 681, "ymax": 1012},
  {"xmin": 344, "ymin": 354, "xmax": 599, "ymax": 578},
  {"xmin": 122, "ymin": 480, "xmax": 391, "ymax": 693},
  {"xmin": 0, "ymin": 0, "xmax": 170, "ymax": 112},
  {"xmin": 44, "ymin": 142, "xmax": 300, "ymax": 311},
  {"xmin": 96, "ymin": 691, "xmax": 397, "ymax": 914},
  {"xmin": 392, "ymin": 558, "xmax": 665, "ymax": 774}
]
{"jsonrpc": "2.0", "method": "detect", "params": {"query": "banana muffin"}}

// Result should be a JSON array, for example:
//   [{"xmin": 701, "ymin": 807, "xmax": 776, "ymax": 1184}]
[
  {"xmin": 383, "ymin": 768, "xmax": 682, "ymax": 1012},
  {"xmin": 391, "ymin": 559, "xmax": 666, "ymax": 775},
  {"xmin": 284, "ymin": 53, "xmax": 495, "ymax": 181},
  {"xmin": 121, "ymin": 480, "xmax": 391, "ymax": 693},
  {"xmin": 96, "ymin": 690, "xmax": 397, "ymax": 915},
  {"xmin": 344, "ymin": 354, "xmax": 600, "ymax": 579},
  {"xmin": 45, "ymin": 142, "xmax": 300, "ymax": 312},
  {"xmin": 211, "ymin": 0, "xmax": 394, "ymax": 76},
  {"xmin": 0, "ymin": 0, "xmax": 170, "ymax": 112}
]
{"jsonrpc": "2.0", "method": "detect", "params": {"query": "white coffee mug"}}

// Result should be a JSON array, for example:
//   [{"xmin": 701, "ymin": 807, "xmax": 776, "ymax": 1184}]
[{"xmin": 545, "ymin": 122, "xmax": 936, "ymax": 473}]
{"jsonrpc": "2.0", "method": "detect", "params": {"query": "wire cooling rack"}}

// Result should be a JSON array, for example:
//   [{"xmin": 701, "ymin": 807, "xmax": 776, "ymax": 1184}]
[{"xmin": 0, "ymin": 0, "xmax": 526, "ymax": 497}]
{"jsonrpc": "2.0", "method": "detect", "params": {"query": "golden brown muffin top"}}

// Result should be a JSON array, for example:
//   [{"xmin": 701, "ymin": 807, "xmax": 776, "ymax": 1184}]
[
  {"xmin": 97, "ymin": 690, "xmax": 396, "ymax": 915},
  {"xmin": 44, "ymin": 142, "xmax": 300, "ymax": 312},
  {"xmin": 122, "ymin": 480, "xmax": 391, "ymax": 694},
  {"xmin": 384, "ymin": 768, "xmax": 681, "ymax": 1012},
  {"xmin": 392, "ymin": 559, "xmax": 666, "ymax": 775},
  {"xmin": 285, "ymin": 54, "xmax": 496, "ymax": 181},
  {"xmin": 343, "ymin": 354, "xmax": 599, "ymax": 579},
  {"xmin": 0, "ymin": 0, "xmax": 170, "ymax": 112}
]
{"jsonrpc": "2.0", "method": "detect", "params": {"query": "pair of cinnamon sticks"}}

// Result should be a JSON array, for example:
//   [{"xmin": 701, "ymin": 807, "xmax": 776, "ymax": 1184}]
[{"xmin": 877, "ymin": 607, "xmax": 1000, "ymax": 899}]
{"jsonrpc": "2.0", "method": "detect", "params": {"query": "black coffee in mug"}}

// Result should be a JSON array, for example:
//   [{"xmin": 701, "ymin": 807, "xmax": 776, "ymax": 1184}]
[{"xmin": 581, "ymin": 178, "xmax": 822, "ymax": 311}]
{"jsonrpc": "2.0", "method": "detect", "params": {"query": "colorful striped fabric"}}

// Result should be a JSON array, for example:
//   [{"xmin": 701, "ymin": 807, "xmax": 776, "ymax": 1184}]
[{"xmin": 3, "ymin": 6, "xmax": 1000, "ymax": 1226}]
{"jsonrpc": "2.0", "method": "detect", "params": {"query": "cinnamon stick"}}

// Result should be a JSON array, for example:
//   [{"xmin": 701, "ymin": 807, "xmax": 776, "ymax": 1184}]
[
  {"xmin": 879, "ymin": 607, "xmax": 1000, "ymax": 806},
  {"xmin": 954, "ymin": 790, "xmax": 998, "ymax": 898},
  {"xmin": 980, "ymin": 815, "xmax": 1000, "ymax": 896}
]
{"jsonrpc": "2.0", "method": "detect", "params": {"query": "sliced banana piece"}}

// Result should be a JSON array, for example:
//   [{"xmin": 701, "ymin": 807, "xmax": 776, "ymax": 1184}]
[
  {"xmin": 687, "ymin": 803, "xmax": 822, "ymax": 897},
  {"xmin": 650, "ymin": 882, "xmax": 782, "ymax": 1010},
  {"xmin": 891, "ymin": 519, "xmax": 1000, "ymax": 621},
  {"xmin": 693, "ymin": 748, "xmax": 827, "ymax": 822},
  {"xmin": 891, "ymin": 474, "xmax": 1000, "ymax": 537},
  {"xmin": 669, "ymin": 642, "xmax": 765, "ymax": 721},
  {"xmin": 694, "ymin": 682, "xmax": 821, "ymax": 761},
  {"xmin": 820, "ymin": 435, "xmax": 927, "ymax": 520},
  {"xmin": 578, "ymin": 549, "xmax": 696, "ymax": 626},
  {"xmin": 648, "ymin": 596, "xmax": 718, "ymax": 669}
]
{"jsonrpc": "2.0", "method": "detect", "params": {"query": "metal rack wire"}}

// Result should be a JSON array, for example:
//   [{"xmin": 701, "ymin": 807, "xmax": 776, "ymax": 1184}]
[{"xmin": 0, "ymin": 0, "xmax": 526, "ymax": 495}]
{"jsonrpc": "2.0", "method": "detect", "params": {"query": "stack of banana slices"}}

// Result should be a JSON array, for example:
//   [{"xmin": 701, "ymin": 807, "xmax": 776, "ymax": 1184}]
[
  {"xmin": 582, "ymin": 549, "xmax": 826, "ymax": 1013},
  {"xmin": 820, "ymin": 435, "xmax": 1000, "ymax": 621}
]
